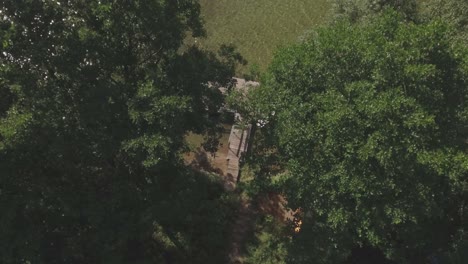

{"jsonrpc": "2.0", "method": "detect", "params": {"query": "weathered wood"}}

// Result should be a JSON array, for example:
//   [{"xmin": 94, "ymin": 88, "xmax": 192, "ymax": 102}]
[{"xmin": 225, "ymin": 124, "xmax": 251, "ymax": 189}]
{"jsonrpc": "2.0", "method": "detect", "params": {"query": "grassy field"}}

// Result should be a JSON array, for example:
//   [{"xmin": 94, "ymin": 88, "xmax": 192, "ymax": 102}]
[{"xmin": 196, "ymin": 0, "xmax": 331, "ymax": 75}]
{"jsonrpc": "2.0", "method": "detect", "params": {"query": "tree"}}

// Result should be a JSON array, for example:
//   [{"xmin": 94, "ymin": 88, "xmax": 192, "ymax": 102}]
[
  {"xmin": 0, "ymin": 0, "xmax": 240, "ymax": 263},
  {"xmin": 422, "ymin": 0, "xmax": 468, "ymax": 43},
  {"xmin": 330, "ymin": 0, "xmax": 419, "ymax": 22},
  {"xmin": 245, "ymin": 216, "xmax": 288, "ymax": 264},
  {"xmin": 253, "ymin": 11, "xmax": 468, "ymax": 263}
]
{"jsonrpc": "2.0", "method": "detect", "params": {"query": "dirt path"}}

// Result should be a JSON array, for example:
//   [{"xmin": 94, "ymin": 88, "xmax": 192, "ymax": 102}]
[
  {"xmin": 227, "ymin": 197, "xmax": 255, "ymax": 264},
  {"xmin": 183, "ymin": 116, "xmax": 288, "ymax": 262}
]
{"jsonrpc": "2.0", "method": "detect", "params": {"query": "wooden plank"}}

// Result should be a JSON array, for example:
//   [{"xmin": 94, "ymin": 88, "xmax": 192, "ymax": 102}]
[{"xmin": 225, "ymin": 125, "xmax": 252, "ymax": 188}]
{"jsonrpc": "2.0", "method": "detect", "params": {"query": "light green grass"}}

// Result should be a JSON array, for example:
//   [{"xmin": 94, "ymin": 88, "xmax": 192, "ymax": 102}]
[
  {"xmin": 185, "ymin": 124, "xmax": 232, "ymax": 151},
  {"xmin": 196, "ymin": 0, "xmax": 331, "ymax": 74}
]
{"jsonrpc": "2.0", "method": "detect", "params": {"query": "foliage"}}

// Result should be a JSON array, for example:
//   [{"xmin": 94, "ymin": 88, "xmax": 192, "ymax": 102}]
[
  {"xmin": 149, "ymin": 170, "xmax": 238, "ymax": 264},
  {"xmin": 254, "ymin": 10, "xmax": 468, "ymax": 263},
  {"xmin": 330, "ymin": 0, "xmax": 419, "ymax": 22},
  {"xmin": 438, "ymin": 229, "xmax": 468, "ymax": 264},
  {"xmin": 243, "ymin": 63, "xmax": 262, "ymax": 82},
  {"xmin": 202, "ymin": 125, "xmax": 224, "ymax": 157},
  {"xmin": 0, "ymin": 0, "xmax": 239, "ymax": 263},
  {"xmin": 245, "ymin": 216, "xmax": 289, "ymax": 264},
  {"xmin": 422, "ymin": 0, "xmax": 468, "ymax": 43}
]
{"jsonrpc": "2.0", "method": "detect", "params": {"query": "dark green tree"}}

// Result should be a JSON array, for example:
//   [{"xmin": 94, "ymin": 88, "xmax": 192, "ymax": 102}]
[
  {"xmin": 253, "ymin": 11, "xmax": 468, "ymax": 263},
  {"xmin": 0, "ymin": 0, "xmax": 240, "ymax": 263}
]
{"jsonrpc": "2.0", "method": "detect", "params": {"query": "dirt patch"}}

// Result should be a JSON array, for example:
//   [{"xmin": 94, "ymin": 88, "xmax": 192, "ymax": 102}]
[
  {"xmin": 228, "ymin": 199, "xmax": 256, "ymax": 264},
  {"xmin": 256, "ymin": 192, "xmax": 295, "ymax": 223}
]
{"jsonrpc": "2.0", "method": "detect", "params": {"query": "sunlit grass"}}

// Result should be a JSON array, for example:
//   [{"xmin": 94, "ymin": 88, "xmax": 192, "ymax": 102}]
[{"xmin": 196, "ymin": 0, "xmax": 331, "ymax": 75}]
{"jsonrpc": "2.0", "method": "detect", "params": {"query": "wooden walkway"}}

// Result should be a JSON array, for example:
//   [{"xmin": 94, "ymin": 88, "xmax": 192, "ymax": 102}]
[
  {"xmin": 221, "ymin": 78, "xmax": 257, "ymax": 263},
  {"xmin": 224, "ymin": 124, "xmax": 251, "ymax": 190}
]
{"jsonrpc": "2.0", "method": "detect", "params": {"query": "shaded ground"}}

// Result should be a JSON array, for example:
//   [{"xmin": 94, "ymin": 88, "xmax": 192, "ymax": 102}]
[
  {"xmin": 184, "ymin": 124, "xmax": 295, "ymax": 263},
  {"xmin": 184, "ymin": 123, "xmax": 232, "ymax": 175},
  {"xmin": 228, "ymin": 198, "xmax": 256, "ymax": 264},
  {"xmin": 228, "ymin": 192, "xmax": 299, "ymax": 264},
  {"xmin": 184, "ymin": 123, "xmax": 256, "ymax": 263},
  {"xmin": 257, "ymin": 192, "xmax": 295, "ymax": 223}
]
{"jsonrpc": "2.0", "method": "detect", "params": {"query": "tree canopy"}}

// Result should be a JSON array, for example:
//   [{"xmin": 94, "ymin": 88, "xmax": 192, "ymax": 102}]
[
  {"xmin": 330, "ymin": 0, "xmax": 419, "ymax": 22},
  {"xmin": 2, "ymin": 1, "xmax": 468, "ymax": 263},
  {"xmin": 250, "ymin": 11, "xmax": 468, "ymax": 263},
  {"xmin": 422, "ymin": 0, "xmax": 468, "ymax": 44},
  {"xmin": 0, "ymin": 0, "xmax": 240, "ymax": 263}
]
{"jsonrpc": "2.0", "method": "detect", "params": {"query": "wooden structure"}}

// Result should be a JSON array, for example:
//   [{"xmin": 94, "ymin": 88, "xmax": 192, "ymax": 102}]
[
  {"xmin": 219, "ymin": 78, "xmax": 258, "ymax": 190},
  {"xmin": 224, "ymin": 124, "xmax": 252, "ymax": 190}
]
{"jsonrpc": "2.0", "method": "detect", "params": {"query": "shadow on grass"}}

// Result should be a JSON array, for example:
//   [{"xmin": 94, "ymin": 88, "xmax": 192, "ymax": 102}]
[{"xmin": 188, "ymin": 147, "xmax": 225, "ymax": 176}]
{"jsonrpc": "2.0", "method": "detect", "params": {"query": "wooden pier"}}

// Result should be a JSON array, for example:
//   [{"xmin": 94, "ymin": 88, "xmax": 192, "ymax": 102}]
[{"xmin": 224, "ymin": 124, "xmax": 252, "ymax": 190}]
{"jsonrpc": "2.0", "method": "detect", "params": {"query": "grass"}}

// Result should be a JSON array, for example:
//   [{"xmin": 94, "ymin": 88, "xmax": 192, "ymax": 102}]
[
  {"xmin": 185, "ymin": 124, "xmax": 232, "ymax": 151},
  {"xmin": 195, "ymin": 0, "xmax": 331, "ymax": 75},
  {"xmin": 184, "ymin": 124, "xmax": 232, "ymax": 175},
  {"xmin": 185, "ymin": 132, "xmax": 205, "ymax": 151}
]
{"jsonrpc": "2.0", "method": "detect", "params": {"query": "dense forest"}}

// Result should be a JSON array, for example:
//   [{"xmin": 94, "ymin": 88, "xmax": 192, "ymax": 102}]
[{"xmin": 0, "ymin": 0, "xmax": 467, "ymax": 263}]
